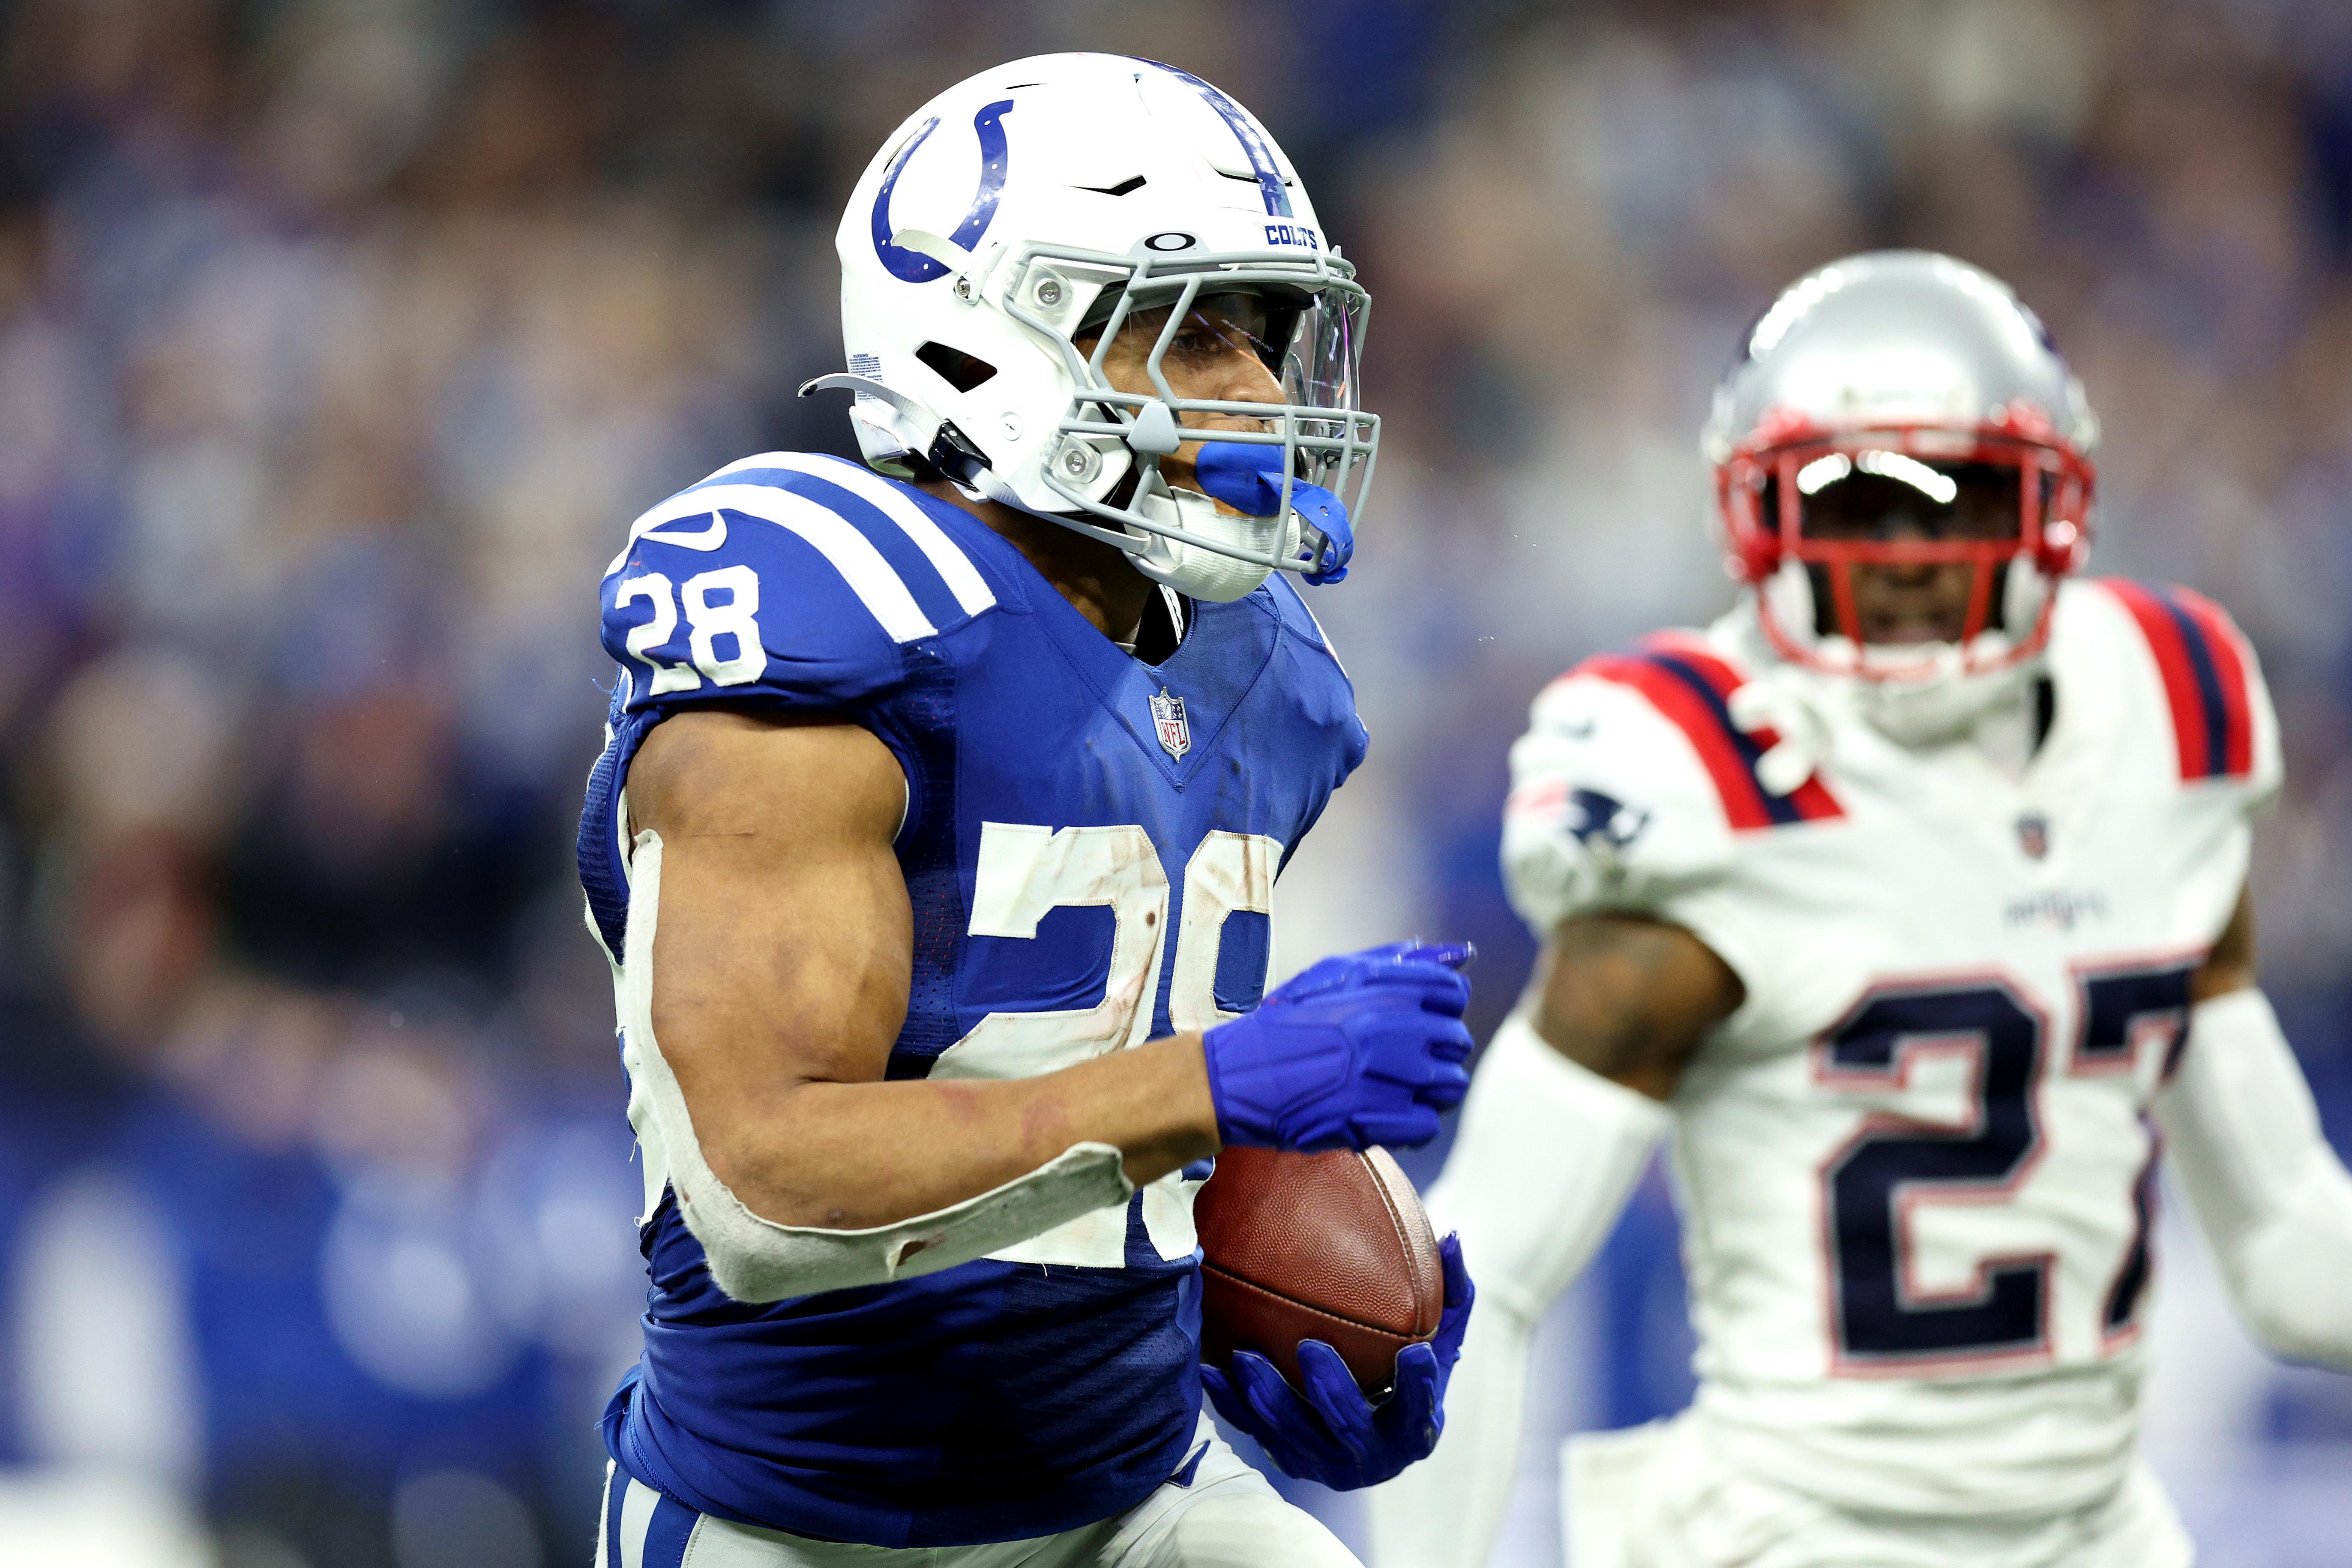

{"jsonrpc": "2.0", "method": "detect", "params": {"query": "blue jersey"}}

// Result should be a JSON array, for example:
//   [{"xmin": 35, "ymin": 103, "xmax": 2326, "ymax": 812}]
[{"xmin": 575, "ymin": 453, "xmax": 1366, "ymax": 1547}]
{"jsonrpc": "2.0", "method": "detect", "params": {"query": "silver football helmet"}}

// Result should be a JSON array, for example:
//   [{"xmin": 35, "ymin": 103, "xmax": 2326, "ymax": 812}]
[{"xmin": 1703, "ymin": 251, "xmax": 2099, "ymax": 740}]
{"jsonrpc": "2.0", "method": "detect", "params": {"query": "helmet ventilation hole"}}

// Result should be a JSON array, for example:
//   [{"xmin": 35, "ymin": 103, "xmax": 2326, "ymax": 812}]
[{"xmin": 915, "ymin": 341, "xmax": 998, "ymax": 393}]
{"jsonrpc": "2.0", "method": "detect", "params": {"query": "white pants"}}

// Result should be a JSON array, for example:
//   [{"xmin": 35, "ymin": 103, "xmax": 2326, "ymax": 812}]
[
  {"xmin": 596, "ymin": 1417, "xmax": 1360, "ymax": 1568},
  {"xmin": 1562, "ymin": 1412, "xmax": 2194, "ymax": 1568}
]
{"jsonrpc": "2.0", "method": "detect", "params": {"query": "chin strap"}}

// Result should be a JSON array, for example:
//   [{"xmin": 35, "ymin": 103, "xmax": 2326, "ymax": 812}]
[
  {"xmin": 798, "ymin": 375, "xmax": 992, "ymax": 489},
  {"xmin": 1738, "ymin": 577, "xmax": 2049, "ymax": 765},
  {"xmin": 798, "ymin": 387, "xmax": 1356, "ymax": 591},
  {"xmin": 1852, "ymin": 651, "xmax": 2040, "ymax": 749}
]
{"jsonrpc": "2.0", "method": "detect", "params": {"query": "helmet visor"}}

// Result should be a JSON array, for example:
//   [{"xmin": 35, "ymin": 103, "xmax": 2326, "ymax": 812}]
[{"xmin": 1280, "ymin": 285, "xmax": 1369, "ymax": 495}]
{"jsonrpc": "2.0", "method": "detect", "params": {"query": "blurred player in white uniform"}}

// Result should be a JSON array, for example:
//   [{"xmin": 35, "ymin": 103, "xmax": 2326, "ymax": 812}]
[{"xmin": 1368, "ymin": 251, "xmax": 2352, "ymax": 1567}]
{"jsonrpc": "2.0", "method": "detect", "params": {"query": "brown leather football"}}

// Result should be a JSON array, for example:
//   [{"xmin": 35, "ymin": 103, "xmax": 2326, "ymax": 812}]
[{"xmin": 1194, "ymin": 1145, "xmax": 1445, "ymax": 1394}]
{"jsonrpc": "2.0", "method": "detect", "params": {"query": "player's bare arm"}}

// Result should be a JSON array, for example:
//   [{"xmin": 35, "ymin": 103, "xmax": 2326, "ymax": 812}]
[
  {"xmin": 631, "ymin": 709, "xmax": 1222, "ymax": 1229},
  {"xmin": 1529, "ymin": 912, "xmax": 1744, "ymax": 1101},
  {"xmin": 2190, "ymin": 880, "xmax": 2257, "ymax": 1001}
]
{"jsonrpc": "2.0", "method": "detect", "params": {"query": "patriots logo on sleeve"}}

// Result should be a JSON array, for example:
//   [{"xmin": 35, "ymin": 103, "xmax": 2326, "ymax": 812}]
[{"xmin": 1566, "ymin": 787, "xmax": 1650, "ymax": 871}]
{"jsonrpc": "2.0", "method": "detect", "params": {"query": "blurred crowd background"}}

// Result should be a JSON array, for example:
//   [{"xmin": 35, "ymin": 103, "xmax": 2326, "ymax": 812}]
[{"xmin": 2, "ymin": 0, "xmax": 2349, "ymax": 1564}]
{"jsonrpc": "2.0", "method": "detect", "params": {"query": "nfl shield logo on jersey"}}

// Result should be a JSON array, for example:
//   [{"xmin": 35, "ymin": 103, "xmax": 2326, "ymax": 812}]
[
  {"xmin": 1150, "ymin": 689, "xmax": 1190, "ymax": 760},
  {"xmin": 2017, "ymin": 813, "xmax": 2050, "ymax": 860}
]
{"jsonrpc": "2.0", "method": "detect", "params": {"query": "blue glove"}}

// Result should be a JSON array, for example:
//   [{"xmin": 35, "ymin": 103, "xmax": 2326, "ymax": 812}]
[
  {"xmin": 1195, "ymin": 441, "xmax": 1354, "ymax": 584},
  {"xmin": 1201, "ymin": 1232, "xmax": 1476, "ymax": 1490},
  {"xmin": 1201, "ymin": 941, "xmax": 1474, "ymax": 1151}
]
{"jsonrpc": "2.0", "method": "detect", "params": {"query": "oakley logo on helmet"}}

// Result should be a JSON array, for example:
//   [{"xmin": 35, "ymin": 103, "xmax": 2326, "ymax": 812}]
[
  {"xmin": 1143, "ymin": 60, "xmax": 1294, "ymax": 218},
  {"xmin": 1144, "ymin": 231, "xmax": 1198, "ymax": 252},
  {"xmin": 870, "ymin": 99, "xmax": 1016, "ymax": 283}
]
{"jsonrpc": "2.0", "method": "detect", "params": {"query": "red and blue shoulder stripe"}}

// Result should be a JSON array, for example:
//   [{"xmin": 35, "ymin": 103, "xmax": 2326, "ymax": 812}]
[
  {"xmin": 2099, "ymin": 580, "xmax": 2257, "ymax": 781},
  {"xmin": 1573, "ymin": 634, "xmax": 1843, "ymax": 830}
]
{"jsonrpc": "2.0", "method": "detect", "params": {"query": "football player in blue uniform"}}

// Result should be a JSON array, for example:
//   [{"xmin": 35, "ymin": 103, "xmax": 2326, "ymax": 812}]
[{"xmin": 576, "ymin": 55, "xmax": 1476, "ymax": 1567}]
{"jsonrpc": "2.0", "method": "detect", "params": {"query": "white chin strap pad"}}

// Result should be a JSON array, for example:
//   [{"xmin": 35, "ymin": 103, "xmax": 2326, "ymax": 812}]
[
  {"xmin": 2001, "ymin": 547, "xmax": 2051, "ymax": 634},
  {"xmin": 2157, "ymin": 987, "xmax": 2352, "ymax": 1369},
  {"xmin": 1757, "ymin": 553, "xmax": 2049, "ymax": 748},
  {"xmin": 1129, "ymin": 487, "xmax": 1299, "ymax": 603},
  {"xmin": 619, "ymin": 830, "xmax": 1136, "ymax": 1304}
]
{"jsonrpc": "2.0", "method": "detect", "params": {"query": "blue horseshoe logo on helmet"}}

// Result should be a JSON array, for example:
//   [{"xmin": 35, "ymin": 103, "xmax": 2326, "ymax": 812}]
[{"xmin": 871, "ymin": 99, "xmax": 1016, "ymax": 283}]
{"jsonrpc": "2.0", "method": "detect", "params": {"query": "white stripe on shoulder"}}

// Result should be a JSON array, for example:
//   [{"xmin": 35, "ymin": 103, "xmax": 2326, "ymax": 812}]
[
  {"xmin": 629, "ymin": 483, "xmax": 936, "ymax": 644},
  {"xmin": 779, "ymin": 453, "xmax": 998, "ymax": 618},
  {"xmin": 699, "ymin": 451, "xmax": 798, "ymax": 483}
]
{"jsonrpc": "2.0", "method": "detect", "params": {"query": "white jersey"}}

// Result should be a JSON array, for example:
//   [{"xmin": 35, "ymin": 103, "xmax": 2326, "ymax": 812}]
[{"xmin": 1499, "ymin": 578, "xmax": 2281, "ymax": 1520}]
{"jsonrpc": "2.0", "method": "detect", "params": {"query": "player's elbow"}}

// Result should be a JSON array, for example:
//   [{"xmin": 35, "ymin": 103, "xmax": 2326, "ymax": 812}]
[
  {"xmin": 2235, "ymin": 1277, "xmax": 2352, "ymax": 1370},
  {"xmin": 2226, "ymin": 1169, "xmax": 2352, "ymax": 1371},
  {"xmin": 676, "ymin": 1139, "xmax": 1134, "ymax": 1304},
  {"xmin": 694, "ymin": 1096, "xmax": 867, "ymax": 1232}
]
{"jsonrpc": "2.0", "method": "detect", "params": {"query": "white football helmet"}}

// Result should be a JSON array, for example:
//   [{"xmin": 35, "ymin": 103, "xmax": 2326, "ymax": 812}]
[
  {"xmin": 1704, "ymin": 251, "xmax": 2099, "ymax": 741},
  {"xmin": 810, "ymin": 53, "xmax": 1376, "ymax": 602}
]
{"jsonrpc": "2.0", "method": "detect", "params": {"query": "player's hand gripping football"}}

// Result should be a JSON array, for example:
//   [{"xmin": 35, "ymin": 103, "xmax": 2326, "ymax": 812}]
[
  {"xmin": 1201, "ymin": 1233, "xmax": 1474, "ymax": 1490},
  {"xmin": 1199, "ymin": 941, "xmax": 1475, "ymax": 1152}
]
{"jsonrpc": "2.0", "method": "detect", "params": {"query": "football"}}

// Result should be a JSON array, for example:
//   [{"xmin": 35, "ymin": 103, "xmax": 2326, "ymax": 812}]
[{"xmin": 1194, "ymin": 1145, "xmax": 1446, "ymax": 1394}]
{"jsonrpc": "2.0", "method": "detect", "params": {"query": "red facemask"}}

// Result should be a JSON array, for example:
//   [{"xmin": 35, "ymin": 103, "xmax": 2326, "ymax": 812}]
[{"xmin": 1715, "ymin": 403, "xmax": 2096, "ymax": 677}]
